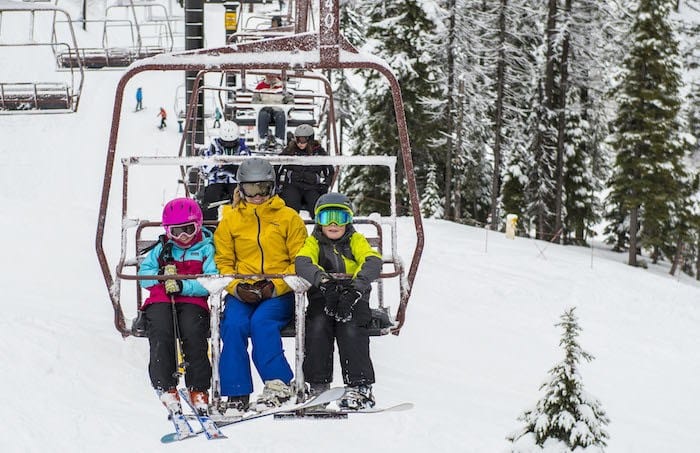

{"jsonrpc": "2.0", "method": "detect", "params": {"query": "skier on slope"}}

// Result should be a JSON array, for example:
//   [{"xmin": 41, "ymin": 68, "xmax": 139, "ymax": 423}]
[
  {"xmin": 157, "ymin": 107, "xmax": 167, "ymax": 129},
  {"xmin": 135, "ymin": 87, "xmax": 143, "ymax": 111},
  {"xmin": 212, "ymin": 107, "xmax": 222, "ymax": 128},
  {"xmin": 137, "ymin": 198, "xmax": 218, "ymax": 417},
  {"xmin": 294, "ymin": 192, "xmax": 382, "ymax": 410},
  {"xmin": 198, "ymin": 120, "xmax": 251, "ymax": 222}
]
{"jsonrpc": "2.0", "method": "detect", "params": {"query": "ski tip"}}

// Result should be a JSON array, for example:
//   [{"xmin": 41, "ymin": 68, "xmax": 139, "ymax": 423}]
[{"xmin": 161, "ymin": 431, "xmax": 197, "ymax": 443}]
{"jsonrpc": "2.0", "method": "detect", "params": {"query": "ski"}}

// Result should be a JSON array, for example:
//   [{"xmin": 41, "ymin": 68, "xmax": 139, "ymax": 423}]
[
  {"xmin": 274, "ymin": 402, "xmax": 414, "ymax": 419},
  {"xmin": 338, "ymin": 402, "xmax": 414, "ymax": 414},
  {"xmin": 160, "ymin": 386, "xmax": 345, "ymax": 443},
  {"xmin": 177, "ymin": 388, "xmax": 227, "ymax": 440},
  {"xmin": 168, "ymin": 412, "xmax": 197, "ymax": 441}
]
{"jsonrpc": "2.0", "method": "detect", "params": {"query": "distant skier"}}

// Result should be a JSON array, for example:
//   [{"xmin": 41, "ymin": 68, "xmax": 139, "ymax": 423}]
[
  {"xmin": 135, "ymin": 87, "xmax": 143, "ymax": 112},
  {"xmin": 213, "ymin": 107, "xmax": 222, "ymax": 128},
  {"xmin": 137, "ymin": 198, "xmax": 218, "ymax": 418},
  {"xmin": 158, "ymin": 107, "xmax": 167, "ymax": 129},
  {"xmin": 295, "ymin": 192, "xmax": 382, "ymax": 410}
]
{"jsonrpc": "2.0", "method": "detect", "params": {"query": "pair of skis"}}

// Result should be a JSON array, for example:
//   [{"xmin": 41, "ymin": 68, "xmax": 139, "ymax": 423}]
[
  {"xmin": 161, "ymin": 387, "xmax": 346, "ymax": 443},
  {"xmin": 164, "ymin": 388, "xmax": 227, "ymax": 442}
]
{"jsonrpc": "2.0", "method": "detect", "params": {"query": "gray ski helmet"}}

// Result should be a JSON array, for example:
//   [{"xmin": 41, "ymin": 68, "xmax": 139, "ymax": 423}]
[
  {"xmin": 236, "ymin": 157, "xmax": 276, "ymax": 183},
  {"xmin": 294, "ymin": 124, "xmax": 314, "ymax": 141},
  {"xmin": 314, "ymin": 192, "xmax": 354, "ymax": 217}
]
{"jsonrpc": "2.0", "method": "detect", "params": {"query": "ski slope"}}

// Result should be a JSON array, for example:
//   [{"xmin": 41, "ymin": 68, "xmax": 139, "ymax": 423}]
[{"xmin": 2, "ymin": 2, "xmax": 700, "ymax": 452}]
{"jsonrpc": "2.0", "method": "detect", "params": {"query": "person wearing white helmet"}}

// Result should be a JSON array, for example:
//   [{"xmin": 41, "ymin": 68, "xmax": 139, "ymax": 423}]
[
  {"xmin": 278, "ymin": 124, "xmax": 335, "ymax": 218},
  {"xmin": 199, "ymin": 120, "xmax": 251, "ymax": 221}
]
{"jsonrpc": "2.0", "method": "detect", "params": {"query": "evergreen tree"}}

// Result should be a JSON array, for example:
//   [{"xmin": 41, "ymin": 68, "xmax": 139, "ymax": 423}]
[
  {"xmin": 606, "ymin": 0, "xmax": 685, "ymax": 267},
  {"xmin": 509, "ymin": 307, "xmax": 610, "ymax": 452},
  {"xmin": 420, "ymin": 163, "xmax": 442, "ymax": 217},
  {"xmin": 342, "ymin": 0, "xmax": 445, "ymax": 215},
  {"xmin": 457, "ymin": 0, "xmax": 539, "ymax": 228},
  {"xmin": 333, "ymin": 0, "xmax": 366, "ymax": 160}
]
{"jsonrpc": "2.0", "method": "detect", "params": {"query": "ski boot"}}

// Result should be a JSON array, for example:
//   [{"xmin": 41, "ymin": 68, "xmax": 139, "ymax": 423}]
[{"xmin": 339, "ymin": 385, "xmax": 375, "ymax": 411}]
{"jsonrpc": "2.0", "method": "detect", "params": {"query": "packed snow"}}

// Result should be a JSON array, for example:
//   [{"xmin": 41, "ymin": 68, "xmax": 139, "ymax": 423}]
[{"xmin": 1, "ymin": 1, "xmax": 700, "ymax": 452}]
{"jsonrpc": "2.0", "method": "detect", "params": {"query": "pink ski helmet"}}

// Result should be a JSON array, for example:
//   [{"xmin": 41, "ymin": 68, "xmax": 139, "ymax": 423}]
[{"xmin": 162, "ymin": 197, "xmax": 203, "ymax": 229}]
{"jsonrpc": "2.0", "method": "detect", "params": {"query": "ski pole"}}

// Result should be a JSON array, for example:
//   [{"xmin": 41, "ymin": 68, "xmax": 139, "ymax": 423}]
[{"xmin": 164, "ymin": 264, "xmax": 189, "ymax": 378}]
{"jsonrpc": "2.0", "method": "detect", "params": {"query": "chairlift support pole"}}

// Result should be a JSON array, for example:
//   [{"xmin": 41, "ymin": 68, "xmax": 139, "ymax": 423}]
[{"xmin": 185, "ymin": 0, "xmax": 205, "ymax": 148}]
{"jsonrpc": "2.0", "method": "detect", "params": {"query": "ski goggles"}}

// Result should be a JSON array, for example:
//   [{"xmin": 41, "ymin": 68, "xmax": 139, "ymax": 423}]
[
  {"xmin": 240, "ymin": 181, "xmax": 274, "ymax": 198},
  {"xmin": 316, "ymin": 208, "xmax": 352, "ymax": 226},
  {"xmin": 295, "ymin": 136, "xmax": 309, "ymax": 144},
  {"xmin": 167, "ymin": 222, "xmax": 198, "ymax": 239}
]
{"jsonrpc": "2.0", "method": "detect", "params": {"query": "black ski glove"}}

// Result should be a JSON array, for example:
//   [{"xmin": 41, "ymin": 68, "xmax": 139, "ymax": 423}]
[
  {"xmin": 318, "ymin": 278, "xmax": 341, "ymax": 317},
  {"xmin": 335, "ymin": 287, "xmax": 363, "ymax": 323}
]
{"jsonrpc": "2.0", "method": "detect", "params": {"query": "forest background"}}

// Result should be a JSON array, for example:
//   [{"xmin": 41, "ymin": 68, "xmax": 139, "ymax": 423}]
[{"xmin": 337, "ymin": 0, "xmax": 700, "ymax": 275}]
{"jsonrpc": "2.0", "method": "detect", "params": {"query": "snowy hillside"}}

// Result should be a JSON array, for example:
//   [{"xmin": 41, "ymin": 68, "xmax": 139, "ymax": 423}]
[{"xmin": 2, "ymin": 2, "xmax": 700, "ymax": 452}]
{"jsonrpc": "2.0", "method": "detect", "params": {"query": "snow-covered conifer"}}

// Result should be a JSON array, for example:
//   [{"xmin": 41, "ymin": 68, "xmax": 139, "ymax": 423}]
[{"xmin": 508, "ymin": 307, "xmax": 609, "ymax": 452}]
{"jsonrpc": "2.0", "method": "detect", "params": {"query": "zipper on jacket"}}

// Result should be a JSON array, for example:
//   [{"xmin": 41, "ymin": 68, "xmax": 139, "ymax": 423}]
[{"xmin": 255, "ymin": 208, "xmax": 264, "ymax": 273}]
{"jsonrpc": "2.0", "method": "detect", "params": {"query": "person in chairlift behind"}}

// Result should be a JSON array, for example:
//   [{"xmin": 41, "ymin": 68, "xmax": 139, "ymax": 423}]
[{"xmin": 278, "ymin": 124, "xmax": 334, "ymax": 219}]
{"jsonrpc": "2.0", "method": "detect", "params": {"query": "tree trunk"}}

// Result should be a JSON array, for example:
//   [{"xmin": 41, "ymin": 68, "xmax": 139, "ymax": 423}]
[
  {"xmin": 444, "ymin": 0, "xmax": 457, "ymax": 221},
  {"xmin": 696, "ymin": 236, "xmax": 700, "ymax": 280},
  {"xmin": 669, "ymin": 237, "xmax": 683, "ymax": 276},
  {"xmin": 554, "ymin": 0, "xmax": 571, "ymax": 244},
  {"xmin": 628, "ymin": 206, "xmax": 639, "ymax": 266},
  {"xmin": 489, "ymin": 0, "xmax": 508, "ymax": 231},
  {"xmin": 454, "ymin": 80, "xmax": 465, "ymax": 220}
]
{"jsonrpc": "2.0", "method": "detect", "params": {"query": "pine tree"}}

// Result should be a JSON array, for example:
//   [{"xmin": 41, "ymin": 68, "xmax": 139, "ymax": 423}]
[
  {"xmin": 342, "ymin": 0, "xmax": 445, "ymax": 215},
  {"xmin": 420, "ymin": 163, "xmax": 442, "ymax": 217},
  {"xmin": 333, "ymin": 0, "xmax": 365, "ymax": 160},
  {"xmin": 509, "ymin": 307, "xmax": 610, "ymax": 452},
  {"xmin": 606, "ymin": 0, "xmax": 685, "ymax": 267}
]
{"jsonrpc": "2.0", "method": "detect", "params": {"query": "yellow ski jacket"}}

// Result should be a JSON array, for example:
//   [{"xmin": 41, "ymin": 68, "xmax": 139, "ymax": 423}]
[{"xmin": 214, "ymin": 195, "xmax": 308, "ymax": 297}]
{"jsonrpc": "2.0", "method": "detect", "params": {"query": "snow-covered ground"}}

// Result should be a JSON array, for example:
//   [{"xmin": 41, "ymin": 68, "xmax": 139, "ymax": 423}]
[{"xmin": 2, "ymin": 2, "xmax": 700, "ymax": 452}]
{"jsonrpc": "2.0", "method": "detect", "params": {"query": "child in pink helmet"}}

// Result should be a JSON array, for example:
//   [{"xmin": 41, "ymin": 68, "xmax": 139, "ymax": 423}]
[{"xmin": 137, "ymin": 198, "xmax": 218, "ymax": 420}]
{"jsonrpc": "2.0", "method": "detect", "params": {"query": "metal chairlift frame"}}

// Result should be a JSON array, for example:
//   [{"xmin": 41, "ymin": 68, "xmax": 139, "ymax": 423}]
[
  {"xmin": 50, "ymin": 0, "xmax": 175, "ymax": 69},
  {"xmin": 0, "ymin": 1, "xmax": 84, "ymax": 113},
  {"xmin": 103, "ymin": 1, "xmax": 174, "ymax": 52},
  {"xmin": 179, "ymin": 69, "xmax": 334, "ymax": 154},
  {"xmin": 96, "ymin": 0, "xmax": 424, "ymax": 340}
]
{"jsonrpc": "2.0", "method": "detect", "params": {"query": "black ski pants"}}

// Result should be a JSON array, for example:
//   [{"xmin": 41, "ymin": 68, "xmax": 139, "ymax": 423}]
[
  {"xmin": 200, "ymin": 182, "xmax": 236, "ymax": 221},
  {"xmin": 145, "ymin": 302, "xmax": 211, "ymax": 392},
  {"xmin": 303, "ymin": 294, "xmax": 375, "ymax": 387},
  {"xmin": 280, "ymin": 184, "xmax": 323, "ymax": 219}
]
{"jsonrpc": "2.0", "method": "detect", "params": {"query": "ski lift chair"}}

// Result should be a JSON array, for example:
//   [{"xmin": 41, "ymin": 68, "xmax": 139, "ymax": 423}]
[
  {"xmin": 0, "ymin": 1, "xmax": 83, "ymax": 113},
  {"xmin": 96, "ymin": 0, "xmax": 423, "ymax": 406}
]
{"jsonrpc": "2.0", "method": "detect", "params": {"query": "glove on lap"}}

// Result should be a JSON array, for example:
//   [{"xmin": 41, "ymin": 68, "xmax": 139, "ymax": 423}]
[
  {"xmin": 237, "ymin": 279, "xmax": 274, "ymax": 303},
  {"xmin": 334, "ymin": 288, "xmax": 362, "ymax": 323},
  {"xmin": 319, "ymin": 279, "xmax": 341, "ymax": 317}
]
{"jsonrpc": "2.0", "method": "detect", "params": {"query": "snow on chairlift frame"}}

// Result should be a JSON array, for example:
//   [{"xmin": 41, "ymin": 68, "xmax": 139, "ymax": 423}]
[{"xmin": 95, "ymin": 0, "xmax": 424, "ymax": 340}]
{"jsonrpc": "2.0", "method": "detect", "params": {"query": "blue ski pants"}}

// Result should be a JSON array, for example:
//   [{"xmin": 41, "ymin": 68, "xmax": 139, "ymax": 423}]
[{"xmin": 219, "ymin": 292, "xmax": 294, "ymax": 397}]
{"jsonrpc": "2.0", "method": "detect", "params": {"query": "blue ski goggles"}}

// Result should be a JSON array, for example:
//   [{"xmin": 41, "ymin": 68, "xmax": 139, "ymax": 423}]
[{"xmin": 316, "ymin": 208, "xmax": 352, "ymax": 226}]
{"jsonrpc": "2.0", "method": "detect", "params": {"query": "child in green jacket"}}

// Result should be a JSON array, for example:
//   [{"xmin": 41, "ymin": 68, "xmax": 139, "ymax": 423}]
[{"xmin": 294, "ymin": 192, "xmax": 382, "ymax": 410}]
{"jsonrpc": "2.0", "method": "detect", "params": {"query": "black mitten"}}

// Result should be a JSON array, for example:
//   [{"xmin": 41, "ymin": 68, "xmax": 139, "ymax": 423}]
[
  {"xmin": 319, "ymin": 279, "xmax": 341, "ymax": 317},
  {"xmin": 335, "ymin": 288, "xmax": 362, "ymax": 322}
]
